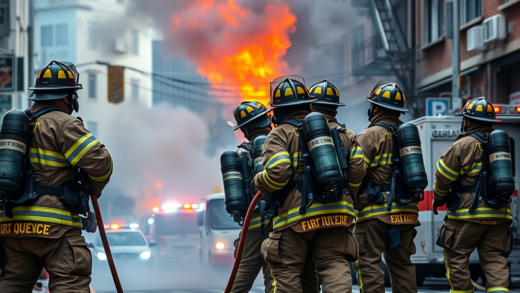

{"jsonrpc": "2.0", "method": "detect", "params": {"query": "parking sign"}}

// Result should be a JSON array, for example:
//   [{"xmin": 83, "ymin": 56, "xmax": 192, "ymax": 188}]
[{"xmin": 426, "ymin": 98, "xmax": 450, "ymax": 116}]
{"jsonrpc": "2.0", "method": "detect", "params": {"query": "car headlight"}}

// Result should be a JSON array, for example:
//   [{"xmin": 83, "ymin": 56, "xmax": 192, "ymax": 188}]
[
  {"xmin": 215, "ymin": 242, "xmax": 225, "ymax": 250},
  {"xmin": 96, "ymin": 252, "xmax": 107, "ymax": 261},
  {"xmin": 140, "ymin": 251, "xmax": 151, "ymax": 260}
]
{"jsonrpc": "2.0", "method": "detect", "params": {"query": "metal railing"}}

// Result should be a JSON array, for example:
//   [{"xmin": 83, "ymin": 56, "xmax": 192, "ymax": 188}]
[{"xmin": 351, "ymin": 35, "xmax": 387, "ymax": 72}]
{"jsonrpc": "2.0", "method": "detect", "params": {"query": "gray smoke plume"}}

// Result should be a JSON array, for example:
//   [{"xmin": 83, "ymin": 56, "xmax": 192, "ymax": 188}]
[{"xmin": 102, "ymin": 102, "xmax": 230, "ymax": 217}]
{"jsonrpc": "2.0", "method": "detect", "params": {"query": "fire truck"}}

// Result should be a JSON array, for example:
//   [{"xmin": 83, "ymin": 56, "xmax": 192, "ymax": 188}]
[{"xmin": 408, "ymin": 108, "xmax": 520, "ymax": 285}]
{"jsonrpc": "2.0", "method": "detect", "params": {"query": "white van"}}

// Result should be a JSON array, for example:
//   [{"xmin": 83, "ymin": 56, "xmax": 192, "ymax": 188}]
[{"xmin": 198, "ymin": 193, "xmax": 241, "ymax": 266}]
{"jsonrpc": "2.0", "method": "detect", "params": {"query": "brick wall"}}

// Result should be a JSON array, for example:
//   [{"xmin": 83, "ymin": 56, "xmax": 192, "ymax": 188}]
[{"xmin": 416, "ymin": 0, "xmax": 520, "ymax": 81}]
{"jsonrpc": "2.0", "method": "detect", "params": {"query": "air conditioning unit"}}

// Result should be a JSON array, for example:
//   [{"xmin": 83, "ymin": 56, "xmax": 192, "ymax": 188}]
[
  {"xmin": 483, "ymin": 14, "xmax": 506, "ymax": 43},
  {"xmin": 113, "ymin": 38, "xmax": 127, "ymax": 53},
  {"xmin": 467, "ymin": 26, "xmax": 485, "ymax": 51}
]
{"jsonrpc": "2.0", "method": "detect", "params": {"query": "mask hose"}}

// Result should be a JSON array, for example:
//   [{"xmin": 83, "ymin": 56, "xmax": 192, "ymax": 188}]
[
  {"xmin": 224, "ymin": 191, "xmax": 264, "ymax": 293},
  {"xmin": 91, "ymin": 195, "xmax": 124, "ymax": 293}
]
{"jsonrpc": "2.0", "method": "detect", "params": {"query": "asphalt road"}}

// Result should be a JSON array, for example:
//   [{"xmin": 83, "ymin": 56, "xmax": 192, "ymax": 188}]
[
  {"xmin": 97, "ymin": 278, "xmax": 520, "ymax": 293},
  {"xmin": 92, "ymin": 260, "xmax": 520, "ymax": 293}
]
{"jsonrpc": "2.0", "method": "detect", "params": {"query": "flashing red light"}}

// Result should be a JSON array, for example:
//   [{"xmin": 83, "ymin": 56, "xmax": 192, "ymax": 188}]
[
  {"xmin": 494, "ymin": 106, "xmax": 502, "ymax": 114},
  {"xmin": 110, "ymin": 223, "xmax": 120, "ymax": 230},
  {"xmin": 515, "ymin": 106, "xmax": 520, "ymax": 113}
]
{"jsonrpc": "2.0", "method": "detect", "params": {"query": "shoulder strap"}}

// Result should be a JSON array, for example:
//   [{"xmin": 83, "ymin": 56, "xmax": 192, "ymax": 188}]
[
  {"xmin": 280, "ymin": 118, "xmax": 301, "ymax": 127},
  {"xmin": 372, "ymin": 121, "xmax": 397, "ymax": 133},
  {"xmin": 455, "ymin": 131, "xmax": 486, "ymax": 143},
  {"xmin": 27, "ymin": 107, "xmax": 65, "ymax": 122},
  {"xmin": 237, "ymin": 142, "xmax": 254, "ymax": 153}
]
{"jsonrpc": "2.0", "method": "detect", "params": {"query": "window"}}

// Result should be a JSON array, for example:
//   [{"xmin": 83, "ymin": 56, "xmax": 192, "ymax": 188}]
[
  {"xmin": 461, "ymin": 0, "xmax": 482, "ymax": 25},
  {"xmin": 131, "ymin": 30, "xmax": 139, "ymax": 55},
  {"xmin": 87, "ymin": 121, "xmax": 98, "ymax": 137},
  {"xmin": 425, "ymin": 0, "xmax": 444, "ymax": 43},
  {"xmin": 41, "ymin": 25, "xmax": 53, "ymax": 47},
  {"xmin": 88, "ymin": 22, "xmax": 97, "ymax": 49},
  {"xmin": 55, "ymin": 24, "xmax": 68, "ymax": 45},
  {"xmin": 131, "ymin": 81, "xmax": 139, "ymax": 104},
  {"xmin": 88, "ymin": 74, "xmax": 97, "ymax": 99},
  {"xmin": 117, "ymin": 0, "xmax": 124, "ymax": 3}
]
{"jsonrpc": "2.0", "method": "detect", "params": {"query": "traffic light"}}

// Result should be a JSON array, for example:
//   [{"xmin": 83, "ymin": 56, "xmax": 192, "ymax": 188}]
[{"xmin": 108, "ymin": 66, "xmax": 124, "ymax": 103}]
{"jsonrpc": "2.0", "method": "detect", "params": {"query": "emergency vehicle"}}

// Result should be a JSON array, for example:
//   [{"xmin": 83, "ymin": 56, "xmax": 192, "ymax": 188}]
[
  {"xmin": 197, "ymin": 193, "xmax": 241, "ymax": 266},
  {"xmin": 408, "ymin": 108, "xmax": 520, "ymax": 285},
  {"xmin": 142, "ymin": 202, "xmax": 200, "ymax": 263}
]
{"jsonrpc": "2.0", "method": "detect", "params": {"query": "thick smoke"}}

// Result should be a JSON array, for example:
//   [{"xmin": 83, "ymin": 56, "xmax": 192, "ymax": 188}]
[{"xmin": 102, "ymin": 102, "xmax": 229, "ymax": 217}]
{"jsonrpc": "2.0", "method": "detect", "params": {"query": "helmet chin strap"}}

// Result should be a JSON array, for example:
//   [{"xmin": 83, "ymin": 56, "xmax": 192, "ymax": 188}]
[
  {"xmin": 367, "ymin": 104, "xmax": 376, "ymax": 122},
  {"xmin": 66, "ymin": 93, "xmax": 79, "ymax": 114}
]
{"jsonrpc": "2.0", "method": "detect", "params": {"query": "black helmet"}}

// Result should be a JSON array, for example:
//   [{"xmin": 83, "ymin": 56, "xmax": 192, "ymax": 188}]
[
  {"xmin": 229, "ymin": 101, "xmax": 272, "ymax": 131},
  {"xmin": 458, "ymin": 97, "xmax": 501, "ymax": 122},
  {"xmin": 29, "ymin": 60, "xmax": 82, "ymax": 101},
  {"xmin": 367, "ymin": 81, "xmax": 409, "ymax": 113},
  {"xmin": 270, "ymin": 77, "xmax": 315, "ymax": 108},
  {"xmin": 309, "ymin": 80, "xmax": 344, "ymax": 107}
]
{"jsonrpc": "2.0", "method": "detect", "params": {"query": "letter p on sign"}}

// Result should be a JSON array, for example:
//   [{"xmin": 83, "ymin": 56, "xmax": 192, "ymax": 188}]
[{"xmin": 427, "ymin": 98, "xmax": 450, "ymax": 116}]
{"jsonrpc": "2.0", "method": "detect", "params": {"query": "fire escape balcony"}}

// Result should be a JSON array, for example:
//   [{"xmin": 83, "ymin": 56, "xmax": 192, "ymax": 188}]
[{"xmin": 351, "ymin": 35, "xmax": 393, "ymax": 77}]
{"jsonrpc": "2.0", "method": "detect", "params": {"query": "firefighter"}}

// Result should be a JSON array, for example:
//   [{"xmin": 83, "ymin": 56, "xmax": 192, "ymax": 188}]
[
  {"xmin": 309, "ymin": 80, "xmax": 365, "ymax": 197},
  {"xmin": 253, "ymin": 77, "xmax": 359, "ymax": 293},
  {"xmin": 354, "ymin": 81, "xmax": 420, "ymax": 293},
  {"xmin": 433, "ymin": 97, "xmax": 513, "ymax": 293},
  {"xmin": 229, "ymin": 101, "xmax": 318, "ymax": 293},
  {"xmin": 229, "ymin": 101, "xmax": 274, "ymax": 293},
  {"xmin": 0, "ymin": 61, "xmax": 113, "ymax": 293}
]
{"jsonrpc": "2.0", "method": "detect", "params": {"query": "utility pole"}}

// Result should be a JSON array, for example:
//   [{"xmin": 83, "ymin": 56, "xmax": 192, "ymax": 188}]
[{"xmin": 452, "ymin": 0, "xmax": 461, "ymax": 112}]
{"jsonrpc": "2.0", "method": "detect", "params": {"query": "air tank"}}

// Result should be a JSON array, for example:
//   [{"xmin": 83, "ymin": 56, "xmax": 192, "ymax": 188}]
[
  {"xmin": 0, "ymin": 109, "xmax": 30, "ymax": 200},
  {"xmin": 488, "ymin": 130, "xmax": 515, "ymax": 196},
  {"xmin": 253, "ymin": 135, "xmax": 267, "ymax": 175},
  {"xmin": 302, "ymin": 112, "xmax": 343, "ymax": 190},
  {"xmin": 396, "ymin": 123, "xmax": 428, "ymax": 192},
  {"xmin": 220, "ymin": 151, "xmax": 246, "ymax": 216}
]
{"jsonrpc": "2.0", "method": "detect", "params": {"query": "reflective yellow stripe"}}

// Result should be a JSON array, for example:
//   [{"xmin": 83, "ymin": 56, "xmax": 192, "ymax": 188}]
[
  {"xmin": 487, "ymin": 287, "xmax": 509, "ymax": 293},
  {"xmin": 0, "ymin": 206, "xmax": 81, "ymax": 227},
  {"xmin": 89, "ymin": 158, "xmax": 113, "ymax": 182},
  {"xmin": 29, "ymin": 148, "xmax": 70, "ymax": 168},
  {"xmin": 437, "ymin": 159, "xmax": 459, "ymax": 181},
  {"xmin": 273, "ymin": 201, "xmax": 355, "ymax": 230},
  {"xmin": 265, "ymin": 152, "xmax": 291, "ymax": 169},
  {"xmin": 349, "ymin": 181, "xmax": 362, "ymax": 188},
  {"xmin": 434, "ymin": 184, "xmax": 449, "ymax": 196},
  {"xmin": 356, "ymin": 202, "xmax": 419, "ymax": 222},
  {"xmin": 271, "ymin": 268, "xmax": 277, "ymax": 293},
  {"xmin": 368, "ymin": 153, "xmax": 392, "ymax": 168},
  {"xmin": 64, "ymin": 133, "xmax": 100, "ymax": 166},
  {"xmin": 350, "ymin": 146, "xmax": 364, "ymax": 160},
  {"xmin": 262, "ymin": 170, "xmax": 289, "ymax": 191},
  {"xmin": 444, "ymin": 250, "xmax": 455, "ymax": 291},
  {"xmin": 447, "ymin": 207, "xmax": 513, "ymax": 220},
  {"xmin": 291, "ymin": 152, "xmax": 301, "ymax": 167},
  {"xmin": 355, "ymin": 260, "xmax": 365, "ymax": 293}
]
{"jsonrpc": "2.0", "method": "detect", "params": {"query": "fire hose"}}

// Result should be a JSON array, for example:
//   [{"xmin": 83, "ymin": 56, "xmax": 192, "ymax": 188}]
[
  {"xmin": 91, "ymin": 195, "xmax": 124, "ymax": 293},
  {"xmin": 224, "ymin": 191, "xmax": 264, "ymax": 293}
]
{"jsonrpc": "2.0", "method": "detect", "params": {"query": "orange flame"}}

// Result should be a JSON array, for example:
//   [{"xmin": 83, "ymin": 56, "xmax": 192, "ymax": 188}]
[{"xmin": 171, "ymin": 0, "xmax": 297, "ymax": 106}]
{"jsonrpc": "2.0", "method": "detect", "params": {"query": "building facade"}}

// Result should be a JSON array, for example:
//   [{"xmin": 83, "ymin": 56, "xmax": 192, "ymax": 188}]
[
  {"xmin": 347, "ymin": 0, "xmax": 520, "ymax": 117},
  {"xmin": 415, "ymin": 0, "xmax": 520, "ymax": 112},
  {"xmin": 34, "ymin": 0, "xmax": 152, "ymax": 141},
  {"xmin": 0, "ymin": 0, "xmax": 31, "ymax": 116}
]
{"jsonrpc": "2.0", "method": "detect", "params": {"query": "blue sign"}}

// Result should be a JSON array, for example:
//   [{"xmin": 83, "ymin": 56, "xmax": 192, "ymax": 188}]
[{"xmin": 426, "ymin": 98, "xmax": 450, "ymax": 116}]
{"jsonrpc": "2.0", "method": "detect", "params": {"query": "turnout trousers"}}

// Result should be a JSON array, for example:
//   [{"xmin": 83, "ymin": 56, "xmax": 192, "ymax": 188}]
[
  {"xmin": 231, "ymin": 225, "xmax": 274, "ymax": 293},
  {"xmin": 440, "ymin": 219, "xmax": 512, "ymax": 293},
  {"xmin": 354, "ymin": 219, "xmax": 417, "ymax": 293},
  {"xmin": 262, "ymin": 226, "xmax": 357, "ymax": 293},
  {"xmin": 0, "ymin": 229, "xmax": 91, "ymax": 293}
]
